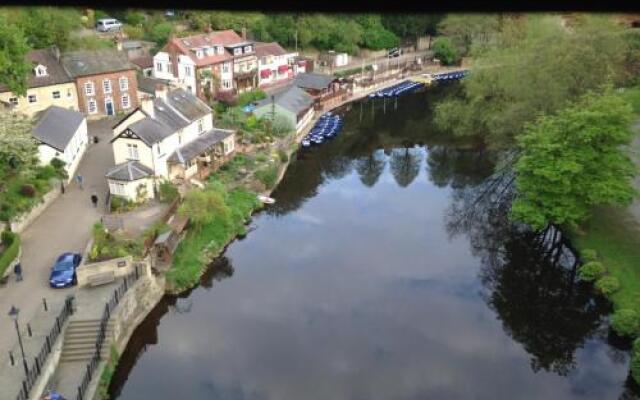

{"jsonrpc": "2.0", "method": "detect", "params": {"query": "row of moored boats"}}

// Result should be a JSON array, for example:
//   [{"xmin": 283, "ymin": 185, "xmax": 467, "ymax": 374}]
[
  {"xmin": 368, "ymin": 81, "xmax": 424, "ymax": 99},
  {"xmin": 301, "ymin": 112, "xmax": 344, "ymax": 148},
  {"xmin": 430, "ymin": 70, "xmax": 469, "ymax": 81}
]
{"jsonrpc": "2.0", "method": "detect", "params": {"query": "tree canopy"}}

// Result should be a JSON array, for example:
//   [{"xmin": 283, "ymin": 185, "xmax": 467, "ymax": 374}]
[
  {"xmin": 0, "ymin": 111, "xmax": 37, "ymax": 171},
  {"xmin": 434, "ymin": 14, "xmax": 631, "ymax": 145},
  {"xmin": 432, "ymin": 37, "xmax": 459, "ymax": 65},
  {"xmin": 0, "ymin": 14, "xmax": 31, "ymax": 96},
  {"xmin": 511, "ymin": 89, "xmax": 637, "ymax": 230}
]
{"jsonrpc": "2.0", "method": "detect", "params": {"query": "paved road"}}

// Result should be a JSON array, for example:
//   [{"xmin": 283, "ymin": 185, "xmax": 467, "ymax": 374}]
[{"xmin": 0, "ymin": 118, "xmax": 115, "ymax": 372}]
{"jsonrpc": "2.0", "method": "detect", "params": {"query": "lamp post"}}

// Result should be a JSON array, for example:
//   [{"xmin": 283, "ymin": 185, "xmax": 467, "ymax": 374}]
[{"xmin": 8, "ymin": 305, "xmax": 28, "ymax": 375}]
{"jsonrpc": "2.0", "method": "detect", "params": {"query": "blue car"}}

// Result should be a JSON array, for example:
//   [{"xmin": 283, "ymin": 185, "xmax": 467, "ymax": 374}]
[{"xmin": 49, "ymin": 253, "xmax": 82, "ymax": 288}]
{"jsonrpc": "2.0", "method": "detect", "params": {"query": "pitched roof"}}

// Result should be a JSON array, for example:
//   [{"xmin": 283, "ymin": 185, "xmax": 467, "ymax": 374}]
[
  {"xmin": 105, "ymin": 161, "xmax": 154, "ymax": 182},
  {"xmin": 126, "ymin": 117, "xmax": 175, "ymax": 146},
  {"xmin": 32, "ymin": 106, "xmax": 85, "ymax": 152},
  {"xmin": 163, "ymin": 88, "xmax": 210, "ymax": 122},
  {"xmin": 61, "ymin": 49, "xmax": 135, "ymax": 78},
  {"xmin": 254, "ymin": 42, "xmax": 287, "ymax": 58},
  {"xmin": 137, "ymin": 76, "xmax": 172, "ymax": 95},
  {"xmin": 293, "ymin": 72, "xmax": 336, "ymax": 91},
  {"xmin": 256, "ymin": 85, "xmax": 314, "ymax": 115},
  {"xmin": 165, "ymin": 30, "xmax": 244, "ymax": 67},
  {"xmin": 0, "ymin": 47, "xmax": 72, "ymax": 93},
  {"xmin": 130, "ymin": 55, "xmax": 153, "ymax": 69},
  {"xmin": 167, "ymin": 128, "xmax": 234, "ymax": 164}
]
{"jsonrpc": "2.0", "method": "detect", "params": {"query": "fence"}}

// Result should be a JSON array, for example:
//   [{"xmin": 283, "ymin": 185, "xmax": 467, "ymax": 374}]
[
  {"xmin": 15, "ymin": 296, "xmax": 74, "ymax": 400},
  {"xmin": 75, "ymin": 265, "xmax": 142, "ymax": 400}
]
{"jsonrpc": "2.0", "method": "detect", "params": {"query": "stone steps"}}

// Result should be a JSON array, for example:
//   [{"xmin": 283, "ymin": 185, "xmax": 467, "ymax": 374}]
[{"xmin": 60, "ymin": 319, "xmax": 114, "ymax": 363}]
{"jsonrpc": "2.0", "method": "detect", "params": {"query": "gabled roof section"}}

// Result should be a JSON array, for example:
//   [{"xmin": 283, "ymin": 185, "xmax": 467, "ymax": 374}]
[
  {"xmin": 166, "ymin": 30, "xmax": 244, "ymax": 67},
  {"xmin": 62, "ymin": 49, "xmax": 135, "ymax": 78},
  {"xmin": 33, "ymin": 106, "xmax": 85, "ymax": 152},
  {"xmin": 164, "ymin": 88, "xmax": 211, "ymax": 122},
  {"xmin": 167, "ymin": 128, "xmax": 234, "ymax": 164},
  {"xmin": 256, "ymin": 85, "xmax": 314, "ymax": 115},
  {"xmin": 293, "ymin": 72, "xmax": 336, "ymax": 91},
  {"xmin": 0, "ymin": 48, "xmax": 72, "ymax": 93},
  {"xmin": 106, "ymin": 161, "xmax": 153, "ymax": 182},
  {"xmin": 254, "ymin": 42, "xmax": 287, "ymax": 58},
  {"xmin": 127, "ymin": 118, "xmax": 175, "ymax": 146}
]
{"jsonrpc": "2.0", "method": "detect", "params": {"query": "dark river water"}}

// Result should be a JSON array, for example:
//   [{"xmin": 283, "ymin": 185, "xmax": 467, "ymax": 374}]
[{"xmin": 110, "ymin": 84, "xmax": 637, "ymax": 399}]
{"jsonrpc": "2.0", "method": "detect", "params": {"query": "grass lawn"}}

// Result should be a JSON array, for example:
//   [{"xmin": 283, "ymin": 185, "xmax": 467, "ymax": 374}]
[{"xmin": 572, "ymin": 205, "xmax": 640, "ymax": 312}]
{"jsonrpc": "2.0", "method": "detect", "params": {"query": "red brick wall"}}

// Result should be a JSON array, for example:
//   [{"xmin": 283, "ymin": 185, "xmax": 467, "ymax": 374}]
[{"xmin": 76, "ymin": 69, "xmax": 139, "ymax": 117}]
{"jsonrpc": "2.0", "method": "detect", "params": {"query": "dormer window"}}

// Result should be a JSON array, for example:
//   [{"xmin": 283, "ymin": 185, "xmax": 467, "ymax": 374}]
[
  {"xmin": 196, "ymin": 50, "xmax": 203, "ymax": 58},
  {"xmin": 217, "ymin": 46, "xmax": 224, "ymax": 55},
  {"xmin": 244, "ymin": 46, "xmax": 252, "ymax": 53},
  {"xmin": 35, "ymin": 65, "xmax": 48, "ymax": 77},
  {"xmin": 205, "ymin": 47, "xmax": 213, "ymax": 56},
  {"xmin": 233, "ymin": 48, "xmax": 242, "ymax": 56}
]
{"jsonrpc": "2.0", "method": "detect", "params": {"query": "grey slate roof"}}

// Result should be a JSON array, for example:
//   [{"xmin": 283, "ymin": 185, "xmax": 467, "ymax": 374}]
[
  {"xmin": 293, "ymin": 72, "xmax": 336, "ymax": 91},
  {"xmin": 105, "ymin": 161, "xmax": 153, "ymax": 182},
  {"xmin": 32, "ymin": 106, "xmax": 85, "ymax": 152},
  {"xmin": 137, "ymin": 76, "xmax": 172, "ymax": 95},
  {"xmin": 127, "ymin": 117, "xmax": 175, "ymax": 146},
  {"xmin": 61, "ymin": 50, "xmax": 135, "ymax": 78},
  {"xmin": 164, "ymin": 89, "xmax": 211, "ymax": 122},
  {"xmin": 167, "ymin": 129, "xmax": 234, "ymax": 164},
  {"xmin": 256, "ymin": 85, "xmax": 314, "ymax": 115},
  {"xmin": 0, "ymin": 47, "xmax": 72, "ymax": 93}
]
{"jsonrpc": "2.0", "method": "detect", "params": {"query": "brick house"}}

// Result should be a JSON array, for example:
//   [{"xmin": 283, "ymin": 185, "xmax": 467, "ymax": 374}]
[
  {"xmin": 61, "ymin": 50, "xmax": 138, "ymax": 117},
  {"xmin": 152, "ymin": 29, "xmax": 260, "ymax": 101}
]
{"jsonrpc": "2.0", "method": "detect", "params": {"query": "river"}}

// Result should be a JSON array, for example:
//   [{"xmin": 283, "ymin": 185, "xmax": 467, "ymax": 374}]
[{"xmin": 109, "ymin": 83, "xmax": 637, "ymax": 399}]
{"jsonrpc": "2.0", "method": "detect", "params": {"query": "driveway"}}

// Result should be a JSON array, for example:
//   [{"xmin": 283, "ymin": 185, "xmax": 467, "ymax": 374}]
[{"xmin": 0, "ymin": 118, "xmax": 115, "ymax": 370}]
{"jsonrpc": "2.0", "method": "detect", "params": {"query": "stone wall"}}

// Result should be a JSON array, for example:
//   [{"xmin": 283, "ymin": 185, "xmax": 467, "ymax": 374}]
[
  {"xmin": 10, "ymin": 187, "xmax": 61, "ymax": 234},
  {"xmin": 76, "ymin": 255, "xmax": 136, "ymax": 287}
]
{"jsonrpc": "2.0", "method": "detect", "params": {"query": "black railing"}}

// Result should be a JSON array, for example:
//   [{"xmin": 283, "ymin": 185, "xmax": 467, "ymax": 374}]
[
  {"xmin": 75, "ymin": 265, "xmax": 142, "ymax": 400},
  {"xmin": 16, "ymin": 296, "xmax": 74, "ymax": 400}
]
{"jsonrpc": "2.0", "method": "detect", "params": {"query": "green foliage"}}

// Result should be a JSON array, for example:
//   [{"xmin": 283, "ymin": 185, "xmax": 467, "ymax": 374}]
[
  {"xmin": 89, "ymin": 222, "xmax": 143, "ymax": 262},
  {"xmin": 67, "ymin": 35, "xmax": 115, "ymax": 50},
  {"xmin": 178, "ymin": 184, "xmax": 231, "ymax": 230},
  {"xmin": 0, "ymin": 14, "xmax": 31, "ymax": 96},
  {"xmin": 50, "ymin": 157, "xmax": 66, "ymax": 171},
  {"xmin": 382, "ymin": 14, "xmax": 443, "ymax": 38},
  {"xmin": 124, "ymin": 9, "xmax": 146, "ymax": 26},
  {"xmin": 437, "ymin": 13, "xmax": 501, "ymax": 56},
  {"xmin": 0, "ymin": 231, "xmax": 20, "ymax": 277},
  {"xmin": 158, "ymin": 181, "xmax": 179, "ymax": 203},
  {"xmin": 267, "ymin": 113, "xmax": 294, "ymax": 137},
  {"xmin": 511, "ymin": 89, "xmax": 636, "ymax": 230},
  {"xmin": 96, "ymin": 345, "xmax": 119, "ymax": 400},
  {"xmin": 1, "ymin": 230, "xmax": 15, "ymax": 246},
  {"xmin": 632, "ymin": 339, "xmax": 640, "ymax": 384},
  {"xmin": 167, "ymin": 187, "xmax": 261, "ymax": 290},
  {"xmin": 110, "ymin": 196, "xmax": 136, "ymax": 213},
  {"xmin": 611, "ymin": 309, "xmax": 640, "ymax": 337},
  {"xmin": 595, "ymin": 276, "xmax": 621, "ymax": 296},
  {"xmin": 334, "ymin": 65, "xmax": 373, "ymax": 78},
  {"xmin": 356, "ymin": 14, "xmax": 399, "ymax": 50},
  {"xmin": 578, "ymin": 261, "xmax": 606, "ymax": 282},
  {"xmin": 124, "ymin": 25, "xmax": 145, "ymax": 40},
  {"xmin": 580, "ymin": 248, "xmax": 598, "ymax": 263},
  {"xmin": 435, "ymin": 15, "xmax": 632, "ymax": 144},
  {"xmin": 432, "ymin": 37, "xmax": 459, "ymax": 65},
  {"xmin": 17, "ymin": 7, "xmax": 82, "ymax": 50},
  {"xmin": 146, "ymin": 22, "xmax": 173, "ymax": 48},
  {"xmin": 277, "ymin": 148, "xmax": 288, "ymax": 163},
  {"xmin": 237, "ymin": 90, "xmax": 266, "ymax": 107},
  {"xmin": 255, "ymin": 164, "xmax": 279, "ymax": 190}
]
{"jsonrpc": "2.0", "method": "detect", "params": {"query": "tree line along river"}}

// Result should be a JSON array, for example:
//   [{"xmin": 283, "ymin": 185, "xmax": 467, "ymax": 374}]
[{"xmin": 109, "ymin": 83, "xmax": 638, "ymax": 400}]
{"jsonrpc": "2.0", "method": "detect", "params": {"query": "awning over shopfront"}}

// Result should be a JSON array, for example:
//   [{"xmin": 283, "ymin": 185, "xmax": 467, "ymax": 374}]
[
  {"xmin": 260, "ymin": 69, "xmax": 271, "ymax": 78},
  {"xmin": 278, "ymin": 65, "xmax": 289, "ymax": 74}
]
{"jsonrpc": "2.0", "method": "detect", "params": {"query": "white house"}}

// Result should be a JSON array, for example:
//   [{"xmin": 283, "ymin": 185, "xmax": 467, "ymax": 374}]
[
  {"xmin": 106, "ymin": 85, "xmax": 235, "ymax": 201},
  {"xmin": 255, "ymin": 42, "xmax": 300, "ymax": 88},
  {"xmin": 32, "ymin": 105, "xmax": 88, "ymax": 182}
]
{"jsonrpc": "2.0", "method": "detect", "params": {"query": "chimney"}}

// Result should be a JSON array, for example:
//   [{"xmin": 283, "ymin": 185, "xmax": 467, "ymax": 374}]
[
  {"xmin": 51, "ymin": 45, "xmax": 61, "ymax": 62},
  {"xmin": 155, "ymin": 84, "xmax": 168, "ymax": 101},
  {"xmin": 241, "ymin": 27, "xmax": 247, "ymax": 40},
  {"xmin": 114, "ymin": 32, "xmax": 123, "ymax": 52},
  {"xmin": 141, "ymin": 95, "xmax": 155, "ymax": 119}
]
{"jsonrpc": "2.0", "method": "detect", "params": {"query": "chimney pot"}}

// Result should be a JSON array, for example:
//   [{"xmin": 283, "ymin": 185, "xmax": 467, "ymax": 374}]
[
  {"xmin": 155, "ymin": 83, "xmax": 168, "ymax": 100},
  {"xmin": 241, "ymin": 27, "xmax": 247, "ymax": 40}
]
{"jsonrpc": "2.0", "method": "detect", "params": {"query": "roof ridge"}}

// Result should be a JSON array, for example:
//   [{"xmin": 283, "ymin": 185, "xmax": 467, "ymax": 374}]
[{"xmin": 158, "ymin": 97, "xmax": 191, "ymax": 123}]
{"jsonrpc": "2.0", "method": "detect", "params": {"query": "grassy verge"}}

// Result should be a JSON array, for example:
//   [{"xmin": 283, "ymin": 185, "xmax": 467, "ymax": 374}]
[
  {"xmin": 0, "ymin": 232, "xmax": 20, "ymax": 277},
  {"xmin": 165, "ymin": 187, "xmax": 262, "ymax": 292}
]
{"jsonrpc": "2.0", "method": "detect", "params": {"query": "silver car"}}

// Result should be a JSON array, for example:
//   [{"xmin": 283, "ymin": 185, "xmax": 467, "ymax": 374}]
[{"xmin": 96, "ymin": 18, "xmax": 122, "ymax": 32}]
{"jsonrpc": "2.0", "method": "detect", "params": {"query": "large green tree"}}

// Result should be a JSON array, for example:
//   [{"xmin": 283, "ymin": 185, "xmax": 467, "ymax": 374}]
[
  {"xmin": 434, "ymin": 14, "xmax": 630, "ymax": 145},
  {"xmin": 382, "ymin": 14, "xmax": 443, "ymax": 38},
  {"xmin": 0, "ymin": 13, "xmax": 30, "ymax": 96},
  {"xmin": 511, "ymin": 89, "xmax": 637, "ymax": 230},
  {"xmin": 17, "ymin": 7, "xmax": 82, "ymax": 50},
  {"xmin": 356, "ymin": 14, "xmax": 399, "ymax": 50},
  {"xmin": 437, "ymin": 13, "xmax": 503, "ymax": 56},
  {"xmin": 0, "ymin": 111, "xmax": 37, "ymax": 170}
]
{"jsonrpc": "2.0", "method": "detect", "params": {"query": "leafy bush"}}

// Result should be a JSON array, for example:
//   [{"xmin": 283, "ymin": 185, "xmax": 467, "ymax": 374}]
[
  {"xmin": 611, "ymin": 309, "xmax": 640, "ymax": 337},
  {"xmin": 89, "ymin": 222, "xmax": 143, "ymax": 262},
  {"xmin": 110, "ymin": 196, "xmax": 137, "ymax": 213},
  {"xmin": 124, "ymin": 25, "xmax": 144, "ymax": 40},
  {"xmin": 146, "ymin": 22, "xmax": 173, "ymax": 47},
  {"xmin": 1, "ymin": 230, "xmax": 15, "ymax": 246},
  {"xmin": 581, "ymin": 248, "xmax": 598, "ymax": 263},
  {"xmin": 255, "ymin": 165, "xmax": 279, "ymax": 190},
  {"xmin": 277, "ymin": 149, "xmax": 288, "ymax": 163},
  {"xmin": 245, "ymin": 115, "xmax": 260, "ymax": 130},
  {"xmin": 237, "ymin": 90, "xmax": 267, "ymax": 107},
  {"xmin": 50, "ymin": 157, "xmax": 66, "ymax": 171},
  {"xmin": 19, "ymin": 184, "xmax": 36, "ymax": 198},
  {"xmin": 125, "ymin": 10, "xmax": 147, "ymax": 26},
  {"xmin": 159, "ymin": 181, "xmax": 179, "ymax": 203},
  {"xmin": 432, "ymin": 37, "xmax": 459, "ymax": 66},
  {"xmin": 0, "ymin": 232, "xmax": 20, "ymax": 278},
  {"xmin": 578, "ymin": 261, "xmax": 606, "ymax": 282},
  {"xmin": 595, "ymin": 276, "xmax": 621, "ymax": 296}
]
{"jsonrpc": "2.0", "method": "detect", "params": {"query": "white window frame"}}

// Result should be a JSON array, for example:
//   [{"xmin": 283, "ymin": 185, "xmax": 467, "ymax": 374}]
[
  {"xmin": 223, "ymin": 139, "xmax": 234, "ymax": 154},
  {"xmin": 244, "ymin": 46, "xmax": 252, "ymax": 53},
  {"xmin": 217, "ymin": 46, "xmax": 224, "ymax": 55},
  {"xmin": 87, "ymin": 98, "xmax": 97, "ymax": 114},
  {"xmin": 103, "ymin": 79, "xmax": 112, "ymax": 94},
  {"xmin": 197, "ymin": 118, "xmax": 204, "ymax": 133},
  {"xmin": 85, "ymin": 81, "xmax": 94, "ymax": 96},
  {"xmin": 119, "ymin": 77, "xmax": 128, "ymax": 91},
  {"xmin": 127, "ymin": 143, "xmax": 139, "ymax": 160},
  {"xmin": 28, "ymin": 94, "xmax": 37, "ymax": 103},
  {"xmin": 121, "ymin": 94, "xmax": 130, "ymax": 109},
  {"xmin": 222, "ymin": 80, "xmax": 232, "ymax": 89},
  {"xmin": 156, "ymin": 62, "xmax": 163, "ymax": 72},
  {"xmin": 184, "ymin": 65, "xmax": 191, "ymax": 77},
  {"xmin": 233, "ymin": 48, "xmax": 242, "ymax": 56},
  {"xmin": 52, "ymin": 90, "xmax": 61, "ymax": 99},
  {"xmin": 8, "ymin": 97, "xmax": 18, "ymax": 106},
  {"xmin": 35, "ymin": 66, "xmax": 48, "ymax": 77},
  {"xmin": 222, "ymin": 63, "xmax": 230, "ymax": 73},
  {"xmin": 110, "ymin": 182, "xmax": 126, "ymax": 196}
]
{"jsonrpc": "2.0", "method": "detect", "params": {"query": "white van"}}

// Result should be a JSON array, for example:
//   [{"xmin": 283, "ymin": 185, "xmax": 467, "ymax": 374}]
[{"xmin": 96, "ymin": 18, "xmax": 123, "ymax": 32}]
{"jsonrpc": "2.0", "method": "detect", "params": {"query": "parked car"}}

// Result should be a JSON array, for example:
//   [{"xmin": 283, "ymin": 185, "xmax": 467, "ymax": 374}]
[
  {"xmin": 388, "ymin": 47, "xmax": 403, "ymax": 58},
  {"xmin": 165, "ymin": 9, "xmax": 176, "ymax": 18},
  {"xmin": 96, "ymin": 18, "xmax": 123, "ymax": 32},
  {"xmin": 49, "ymin": 252, "xmax": 82, "ymax": 288}
]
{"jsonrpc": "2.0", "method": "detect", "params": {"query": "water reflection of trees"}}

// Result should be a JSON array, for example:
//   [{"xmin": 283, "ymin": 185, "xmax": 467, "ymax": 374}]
[
  {"xmin": 389, "ymin": 146, "xmax": 423, "ymax": 188},
  {"xmin": 355, "ymin": 152, "xmax": 387, "ymax": 187},
  {"xmin": 443, "ymin": 154, "xmax": 611, "ymax": 377}
]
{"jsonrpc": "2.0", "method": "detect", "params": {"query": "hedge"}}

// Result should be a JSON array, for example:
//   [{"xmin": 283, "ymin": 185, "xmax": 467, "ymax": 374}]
[{"xmin": 0, "ymin": 233, "xmax": 21, "ymax": 278}]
